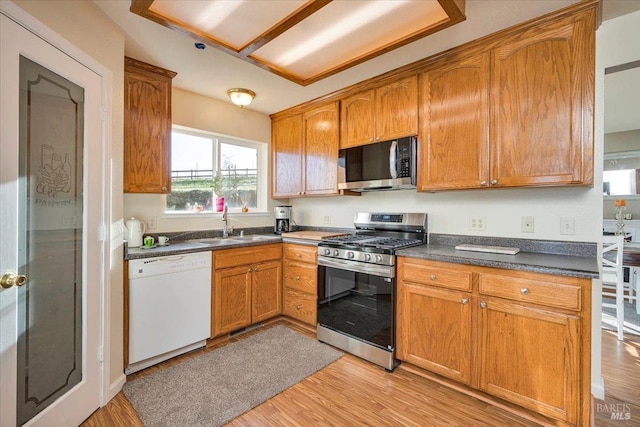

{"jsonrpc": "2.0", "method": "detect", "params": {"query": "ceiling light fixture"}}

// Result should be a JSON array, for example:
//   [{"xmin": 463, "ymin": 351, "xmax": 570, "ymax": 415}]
[{"xmin": 227, "ymin": 88, "xmax": 256, "ymax": 108}]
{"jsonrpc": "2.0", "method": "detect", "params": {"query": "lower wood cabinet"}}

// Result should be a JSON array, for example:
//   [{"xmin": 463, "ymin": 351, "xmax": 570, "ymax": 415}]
[
  {"xmin": 397, "ymin": 257, "xmax": 590, "ymax": 427},
  {"xmin": 212, "ymin": 244, "xmax": 282, "ymax": 337},
  {"xmin": 282, "ymin": 243, "xmax": 317, "ymax": 325}
]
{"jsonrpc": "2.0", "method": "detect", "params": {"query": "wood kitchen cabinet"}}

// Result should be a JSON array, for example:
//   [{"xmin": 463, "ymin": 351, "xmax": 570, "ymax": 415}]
[
  {"xmin": 340, "ymin": 76, "xmax": 418, "ymax": 149},
  {"xmin": 212, "ymin": 244, "xmax": 282, "ymax": 337},
  {"xmin": 418, "ymin": 8, "xmax": 595, "ymax": 191},
  {"xmin": 397, "ymin": 261, "xmax": 474, "ymax": 385},
  {"xmin": 282, "ymin": 243, "xmax": 317, "ymax": 326},
  {"xmin": 397, "ymin": 257, "xmax": 591, "ymax": 427},
  {"xmin": 123, "ymin": 57, "xmax": 176, "ymax": 193},
  {"xmin": 418, "ymin": 52, "xmax": 490, "ymax": 190},
  {"xmin": 271, "ymin": 102, "xmax": 339, "ymax": 198}
]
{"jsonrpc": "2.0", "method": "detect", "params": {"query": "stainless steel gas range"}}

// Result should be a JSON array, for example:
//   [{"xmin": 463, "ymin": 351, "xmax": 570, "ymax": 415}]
[{"xmin": 316, "ymin": 212, "xmax": 427, "ymax": 371}]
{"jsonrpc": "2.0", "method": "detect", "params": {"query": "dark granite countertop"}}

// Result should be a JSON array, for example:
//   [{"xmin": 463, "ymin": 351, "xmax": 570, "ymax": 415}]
[
  {"xmin": 125, "ymin": 235, "xmax": 282, "ymax": 260},
  {"xmin": 397, "ymin": 234, "xmax": 599, "ymax": 279},
  {"xmin": 125, "ymin": 230, "xmax": 600, "ymax": 279}
]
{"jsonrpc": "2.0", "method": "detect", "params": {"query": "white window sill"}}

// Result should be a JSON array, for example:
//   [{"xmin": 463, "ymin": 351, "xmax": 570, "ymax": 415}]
[{"xmin": 161, "ymin": 211, "xmax": 270, "ymax": 219}]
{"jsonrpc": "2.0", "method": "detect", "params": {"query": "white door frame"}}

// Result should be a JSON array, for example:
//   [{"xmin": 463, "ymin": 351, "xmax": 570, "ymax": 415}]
[{"xmin": 0, "ymin": 0, "xmax": 114, "ymax": 411}]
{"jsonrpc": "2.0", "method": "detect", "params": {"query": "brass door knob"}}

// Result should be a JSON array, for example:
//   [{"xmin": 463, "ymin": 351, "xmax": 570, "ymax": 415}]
[{"xmin": 1, "ymin": 272, "xmax": 27, "ymax": 289}]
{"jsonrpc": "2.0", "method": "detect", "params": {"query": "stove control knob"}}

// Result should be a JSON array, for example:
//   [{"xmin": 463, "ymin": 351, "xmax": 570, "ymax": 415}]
[
  {"xmin": 375, "ymin": 255, "xmax": 383, "ymax": 263},
  {"xmin": 364, "ymin": 253, "xmax": 372, "ymax": 262},
  {"xmin": 323, "ymin": 248, "xmax": 331, "ymax": 256},
  {"xmin": 347, "ymin": 251, "xmax": 355, "ymax": 259},
  {"xmin": 333, "ymin": 249, "xmax": 340, "ymax": 257}
]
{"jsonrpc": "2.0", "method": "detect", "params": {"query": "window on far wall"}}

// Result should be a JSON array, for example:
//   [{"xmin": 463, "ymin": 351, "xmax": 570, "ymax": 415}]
[{"xmin": 166, "ymin": 126, "xmax": 266, "ymax": 213}]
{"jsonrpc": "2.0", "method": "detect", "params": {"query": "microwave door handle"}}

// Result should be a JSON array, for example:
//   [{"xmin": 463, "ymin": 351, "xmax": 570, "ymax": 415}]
[{"xmin": 389, "ymin": 140, "xmax": 398, "ymax": 179}]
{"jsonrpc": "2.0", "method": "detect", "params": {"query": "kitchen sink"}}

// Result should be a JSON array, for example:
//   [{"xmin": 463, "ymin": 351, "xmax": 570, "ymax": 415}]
[
  {"xmin": 186, "ymin": 235, "xmax": 280, "ymax": 246},
  {"xmin": 186, "ymin": 238, "xmax": 242, "ymax": 246},
  {"xmin": 232, "ymin": 235, "xmax": 279, "ymax": 242}
]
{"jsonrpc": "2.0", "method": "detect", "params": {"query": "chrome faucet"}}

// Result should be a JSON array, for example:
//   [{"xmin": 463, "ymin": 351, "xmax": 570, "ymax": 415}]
[{"xmin": 222, "ymin": 203, "xmax": 230, "ymax": 238}]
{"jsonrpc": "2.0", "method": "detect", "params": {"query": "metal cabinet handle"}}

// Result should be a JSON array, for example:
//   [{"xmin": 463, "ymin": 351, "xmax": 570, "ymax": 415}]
[
  {"xmin": 1, "ymin": 272, "xmax": 27, "ymax": 289},
  {"xmin": 480, "ymin": 302, "xmax": 487, "ymax": 309},
  {"xmin": 296, "ymin": 304, "xmax": 302, "ymax": 310},
  {"xmin": 161, "ymin": 186, "xmax": 167, "ymax": 191},
  {"xmin": 297, "ymin": 253, "xmax": 302, "ymax": 257},
  {"xmin": 254, "ymin": 267, "xmax": 259, "ymax": 272},
  {"xmin": 296, "ymin": 276, "xmax": 301, "ymax": 280},
  {"xmin": 480, "ymin": 180, "xmax": 487, "ymax": 186},
  {"xmin": 521, "ymin": 288, "xmax": 528, "ymax": 295},
  {"xmin": 461, "ymin": 298, "xmax": 469, "ymax": 305},
  {"xmin": 490, "ymin": 179, "xmax": 498, "ymax": 185},
  {"xmin": 430, "ymin": 274, "xmax": 436, "ymax": 280},
  {"xmin": 248, "ymin": 268, "xmax": 253, "ymax": 272}
]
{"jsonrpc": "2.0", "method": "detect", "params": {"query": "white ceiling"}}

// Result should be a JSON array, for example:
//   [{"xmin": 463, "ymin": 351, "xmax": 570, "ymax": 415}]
[{"xmin": 93, "ymin": 0, "xmax": 640, "ymax": 116}]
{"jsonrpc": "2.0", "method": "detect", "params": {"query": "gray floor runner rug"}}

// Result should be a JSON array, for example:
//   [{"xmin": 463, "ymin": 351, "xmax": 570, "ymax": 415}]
[{"xmin": 123, "ymin": 326, "xmax": 343, "ymax": 426}]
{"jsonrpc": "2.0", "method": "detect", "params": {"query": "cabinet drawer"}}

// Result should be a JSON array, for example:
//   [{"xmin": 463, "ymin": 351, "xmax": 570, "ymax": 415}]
[
  {"xmin": 214, "ymin": 244, "xmax": 282, "ymax": 269},
  {"xmin": 402, "ymin": 261, "xmax": 472, "ymax": 291},
  {"xmin": 284, "ymin": 261, "xmax": 317, "ymax": 294},
  {"xmin": 479, "ymin": 273, "xmax": 581, "ymax": 311},
  {"xmin": 283, "ymin": 288, "xmax": 317, "ymax": 325},
  {"xmin": 284, "ymin": 243, "xmax": 317, "ymax": 263}
]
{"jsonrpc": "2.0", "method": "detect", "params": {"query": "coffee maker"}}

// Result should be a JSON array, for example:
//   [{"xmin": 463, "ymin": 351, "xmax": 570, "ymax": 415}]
[{"xmin": 274, "ymin": 206, "xmax": 292, "ymax": 234}]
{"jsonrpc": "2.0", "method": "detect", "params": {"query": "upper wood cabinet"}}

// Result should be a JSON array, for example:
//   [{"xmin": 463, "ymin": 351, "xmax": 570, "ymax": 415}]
[
  {"xmin": 489, "ymin": 11, "xmax": 594, "ymax": 188},
  {"xmin": 123, "ymin": 57, "xmax": 176, "ymax": 193},
  {"xmin": 271, "ymin": 102, "xmax": 339, "ymax": 198},
  {"xmin": 418, "ymin": 52, "xmax": 490, "ymax": 191},
  {"xmin": 340, "ymin": 76, "xmax": 418, "ymax": 149},
  {"xmin": 418, "ymin": 8, "xmax": 595, "ymax": 191},
  {"xmin": 272, "ymin": 114, "xmax": 303, "ymax": 197}
]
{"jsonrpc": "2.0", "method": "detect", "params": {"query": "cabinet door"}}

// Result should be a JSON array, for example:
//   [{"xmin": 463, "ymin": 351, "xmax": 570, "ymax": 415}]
[
  {"xmin": 251, "ymin": 260, "xmax": 282, "ymax": 323},
  {"xmin": 123, "ymin": 58, "xmax": 175, "ymax": 193},
  {"xmin": 213, "ymin": 266, "xmax": 251, "ymax": 336},
  {"xmin": 479, "ymin": 298, "xmax": 579, "ymax": 424},
  {"xmin": 375, "ymin": 76, "xmax": 418, "ymax": 142},
  {"xmin": 418, "ymin": 54, "xmax": 490, "ymax": 191},
  {"xmin": 272, "ymin": 114, "xmax": 303, "ymax": 198},
  {"xmin": 397, "ymin": 282, "xmax": 472, "ymax": 385},
  {"xmin": 340, "ymin": 89, "xmax": 375, "ymax": 148},
  {"xmin": 303, "ymin": 102, "xmax": 339, "ymax": 195},
  {"xmin": 490, "ymin": 11, "xmax": 594, "ymax": 188}
]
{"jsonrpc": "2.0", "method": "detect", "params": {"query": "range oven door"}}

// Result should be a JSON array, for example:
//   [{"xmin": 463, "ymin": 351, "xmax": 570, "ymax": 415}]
[{"xmin": 317, "ymin": 257, "xmax": 395, "ymax": 350}]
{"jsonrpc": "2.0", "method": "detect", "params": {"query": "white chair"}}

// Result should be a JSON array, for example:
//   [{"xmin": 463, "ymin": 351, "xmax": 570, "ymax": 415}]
[{"xmin": 602, "ymin": 235, "xmax": 625, "ymax": 340}]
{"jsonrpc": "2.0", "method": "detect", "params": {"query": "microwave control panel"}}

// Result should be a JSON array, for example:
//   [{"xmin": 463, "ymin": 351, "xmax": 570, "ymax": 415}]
[{"xmin": 398, "ymin": 143, "xmax": 412, "ymax": 177}]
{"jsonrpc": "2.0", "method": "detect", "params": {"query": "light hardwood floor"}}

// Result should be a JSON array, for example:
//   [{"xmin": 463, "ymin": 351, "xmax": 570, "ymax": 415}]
[
  {"xmin": 594, "ymin": 330, "xmax": 640, "ymax": 426},
  {"xmin": 81, "ymin": 321, "xmax": 640, "ymax": 426}
]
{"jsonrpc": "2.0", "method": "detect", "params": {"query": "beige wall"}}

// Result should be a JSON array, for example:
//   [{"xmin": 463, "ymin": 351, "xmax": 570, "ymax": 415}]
[
  {"xmin": 11, "ymin": 0, "xmax": 126, "ymax": 393},
  {"xmin": 123, "ymin": 88, "xmax": 277, "ymax": 233}
]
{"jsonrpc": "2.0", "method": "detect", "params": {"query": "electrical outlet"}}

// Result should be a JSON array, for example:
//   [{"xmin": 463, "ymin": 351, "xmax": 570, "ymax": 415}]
[
  {"xmin": 323, "ymin": 214, "xmax": 331, "ymax": 224},
  {"xmin": 560, "ymin": 217, "xmax": 575, "ymax": 235},
  {"xmin": 470, "ymin": 217, "xmax": 486, "ymax": 231},
  {"xmin": 521, "ymin": 216, "xmax": 534, "ymax": 233},
  {"xmin": 148, "ymin": 215, "xmax": 157, "ymax": 230}
]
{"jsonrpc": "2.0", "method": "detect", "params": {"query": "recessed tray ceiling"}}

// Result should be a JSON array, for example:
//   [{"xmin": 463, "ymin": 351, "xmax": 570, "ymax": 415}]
[{"xmin": 130, "ymin": 0, "xmax": 466, "ymax": 86}]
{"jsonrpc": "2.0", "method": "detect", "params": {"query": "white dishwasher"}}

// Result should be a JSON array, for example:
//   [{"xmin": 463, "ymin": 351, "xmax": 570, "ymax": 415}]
[{"xmin": 127, "ymin": 252, "xmax": 211, "ymax": 374}]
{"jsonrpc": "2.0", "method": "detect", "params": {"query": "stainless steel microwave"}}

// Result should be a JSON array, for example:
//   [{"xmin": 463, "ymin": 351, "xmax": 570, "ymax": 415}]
[{"xmin": 338, "ymin": 136, "xmax": 417, "ymax": 192}]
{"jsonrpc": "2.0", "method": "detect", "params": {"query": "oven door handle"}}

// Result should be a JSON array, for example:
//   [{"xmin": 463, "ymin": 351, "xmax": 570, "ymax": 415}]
[{"xmin": 318, "ymin": 257, "xmax": 395, "ymax": 279}]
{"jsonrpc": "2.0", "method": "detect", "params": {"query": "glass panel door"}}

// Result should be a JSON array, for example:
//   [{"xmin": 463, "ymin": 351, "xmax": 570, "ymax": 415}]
[{"xmin": 16, "ymin": 56, "xmax": 85, "ymax": 425}]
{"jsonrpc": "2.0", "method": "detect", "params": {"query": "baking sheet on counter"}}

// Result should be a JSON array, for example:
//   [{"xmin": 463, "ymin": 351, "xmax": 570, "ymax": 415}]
[{"xmin": 280, "ymin": 231, "xmax": 349, "ymax": 241}]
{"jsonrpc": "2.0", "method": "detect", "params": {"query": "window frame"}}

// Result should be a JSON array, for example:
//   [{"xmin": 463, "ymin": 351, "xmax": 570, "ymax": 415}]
[{"xmin": 165, "ymin": 124, "xmax": 267, "ymax": 215}]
